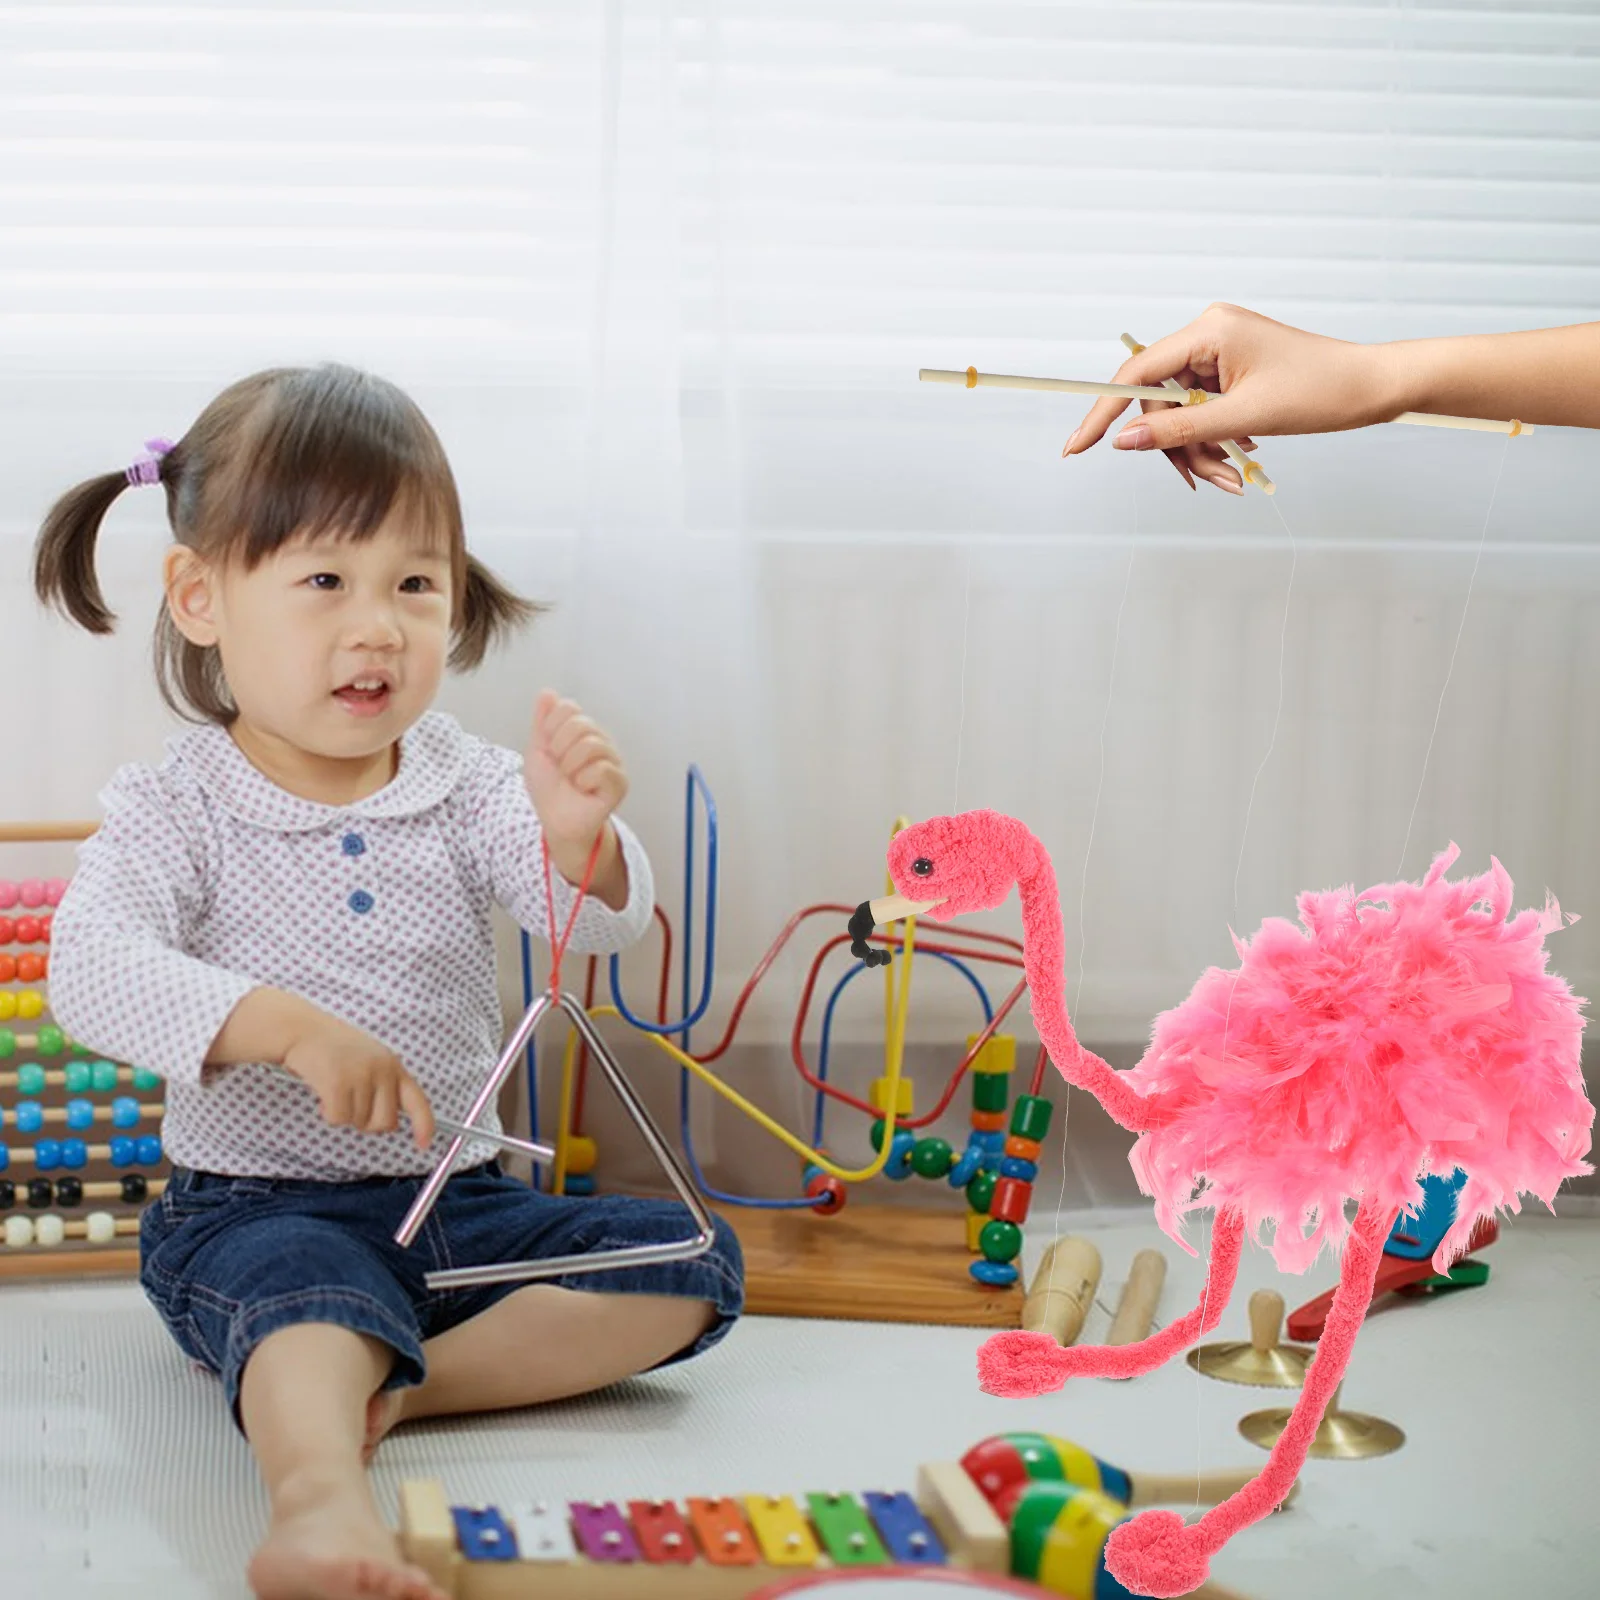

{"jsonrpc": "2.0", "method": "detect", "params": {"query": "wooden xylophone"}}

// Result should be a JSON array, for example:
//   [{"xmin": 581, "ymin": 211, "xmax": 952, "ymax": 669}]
[{"xmin": 396, "ymin": 1436, "xmax": 1258, "ymax": 1600}]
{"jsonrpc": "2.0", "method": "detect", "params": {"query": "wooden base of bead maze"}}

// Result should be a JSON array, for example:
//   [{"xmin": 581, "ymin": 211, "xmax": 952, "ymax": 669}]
[{"xmin": 713, "ymin": 1203, "xmax": 1024, "ymax": 1328}]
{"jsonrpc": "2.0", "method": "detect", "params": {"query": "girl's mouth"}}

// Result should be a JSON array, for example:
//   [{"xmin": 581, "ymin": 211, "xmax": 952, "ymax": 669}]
[{"xmin": 334, "ymin": 682, "xmax": 392, "ymax": 716}]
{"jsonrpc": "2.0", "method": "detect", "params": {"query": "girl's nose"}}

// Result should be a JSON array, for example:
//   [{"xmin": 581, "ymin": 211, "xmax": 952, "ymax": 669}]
[{"xmin": 348, "ymin": 603, "xmax": 403, "ymax": 650}]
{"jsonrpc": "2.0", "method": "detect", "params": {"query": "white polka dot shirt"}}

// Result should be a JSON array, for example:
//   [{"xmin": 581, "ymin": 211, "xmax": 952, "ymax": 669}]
[{"xmin": 46, "ymin": 712, "xmax": 654, "ymax": 1180}]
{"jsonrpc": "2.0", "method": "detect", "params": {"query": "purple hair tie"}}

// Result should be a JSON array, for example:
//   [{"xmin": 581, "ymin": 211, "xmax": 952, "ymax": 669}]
[{"xmin": 125, "ymin": 437, "xmax": 174, "ymax": 487}]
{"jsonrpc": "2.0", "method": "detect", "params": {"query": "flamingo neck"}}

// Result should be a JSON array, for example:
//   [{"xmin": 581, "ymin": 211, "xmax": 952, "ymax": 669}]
[{"xmin": 1015, "ymin": 833, "xmax": 1081, "ymax": 1064}]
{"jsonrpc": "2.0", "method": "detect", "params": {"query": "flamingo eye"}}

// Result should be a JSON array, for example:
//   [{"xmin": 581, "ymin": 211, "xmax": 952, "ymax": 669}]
[{"xmin": 912, "ymin": 858, "xmax": 934, "ymax": 877}]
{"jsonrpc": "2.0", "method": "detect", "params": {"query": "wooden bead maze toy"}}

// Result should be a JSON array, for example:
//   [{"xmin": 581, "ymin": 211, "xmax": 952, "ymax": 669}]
[
  {"xmin": 0, "ymin": 823, "xmax": 169, "ymax": 1280},
  {"xmin": 394, "ymin": 1431, "xmax": 1261, "ymax": 1600},
  {"xmin": 521, "ymin": 777, "xmax": 1060, "ymax": 1330}
]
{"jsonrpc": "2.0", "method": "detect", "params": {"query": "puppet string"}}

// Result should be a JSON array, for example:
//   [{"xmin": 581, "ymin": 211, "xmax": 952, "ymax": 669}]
[
  {"xmin": 953, "ymin": 543, "xmax": 973, "ymax": 813},
  {"xmin": 1044, "ymin": 469, "xmax": 1139, "ymax": 1308},
  {"xmin": 1396, "ymin": 431, "xmax": 1511, "ymax": 880},
  {"xmin": 1205, "ymin": 478, "xmax": 1298, "ymax": 1506}
]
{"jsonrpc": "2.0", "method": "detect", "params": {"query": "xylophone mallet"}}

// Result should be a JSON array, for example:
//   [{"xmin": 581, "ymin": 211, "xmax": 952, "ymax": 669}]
[{"xmin": 960, "ymin": 1434, "xmax": 1285, "ymax": 1522}]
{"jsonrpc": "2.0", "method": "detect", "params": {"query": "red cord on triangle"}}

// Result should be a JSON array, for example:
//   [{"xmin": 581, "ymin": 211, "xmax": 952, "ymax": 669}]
[{"xmin": 541, "ymin": 827, "xmax": 607, "ymax": 999}]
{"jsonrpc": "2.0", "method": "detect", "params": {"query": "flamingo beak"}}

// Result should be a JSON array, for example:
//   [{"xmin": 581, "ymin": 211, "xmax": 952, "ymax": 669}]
[
  {"xmin": 870, "ymin": 893, "xmax": 944, "ymax": 924},
  {"xmin": 847, "ymin": 893, "xmax": 945, "ymax": 968}
]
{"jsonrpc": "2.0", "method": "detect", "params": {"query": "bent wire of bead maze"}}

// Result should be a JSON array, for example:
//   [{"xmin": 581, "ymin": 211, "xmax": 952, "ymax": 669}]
[
  {"xmin": 0, "ymin": 824, "xmax": 171, "ymax": 1279},
  {"xmin": 391, "ymin": 983, "xmax": 718, "ymax": 1292}
]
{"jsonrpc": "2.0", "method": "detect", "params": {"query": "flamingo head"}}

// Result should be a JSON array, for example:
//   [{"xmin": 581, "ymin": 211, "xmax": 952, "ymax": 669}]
[{"xmin": 847, "ymin": 810, "xmax": 1032, "ymax": 967}]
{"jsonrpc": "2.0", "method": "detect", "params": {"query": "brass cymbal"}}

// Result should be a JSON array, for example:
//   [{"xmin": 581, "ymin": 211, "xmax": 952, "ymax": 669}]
[
  {"xmin": 1238, "ymin": 1383, "xmax": 1405, "ymax": 1461},
  {"xmin": 1188, "ymin": 1289, "xmax": 1313, "ymax": 1388}
]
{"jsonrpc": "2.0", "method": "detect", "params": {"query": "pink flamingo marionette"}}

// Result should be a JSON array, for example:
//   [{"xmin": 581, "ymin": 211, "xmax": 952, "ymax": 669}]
[{"xmin": 848, "ymin": 810, "xmax": 1593, "ymax": 1599}]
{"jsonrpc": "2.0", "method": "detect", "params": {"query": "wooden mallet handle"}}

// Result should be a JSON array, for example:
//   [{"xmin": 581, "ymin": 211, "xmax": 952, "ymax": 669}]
[
  {"xmin": 1249, "ymin": 1288, "xmax": 1286, "ymax": 1353},
  {"xmin": 1022, "ymin": 1237, "xmax": 1102, "ymax": 1346},
  {"xmin": 1107, "ymin": 1249, "xmax": 1167, "ymax": 1346},
  {"xmin": 1125, "ymin": 1466, "xmax": 1299, "ymax": 1509}
]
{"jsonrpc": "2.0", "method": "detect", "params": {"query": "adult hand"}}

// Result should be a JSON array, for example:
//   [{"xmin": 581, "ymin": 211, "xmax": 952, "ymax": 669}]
[{"xmin": 1064, "ymin": 303, "xmax": 1405, "ymax": 494}]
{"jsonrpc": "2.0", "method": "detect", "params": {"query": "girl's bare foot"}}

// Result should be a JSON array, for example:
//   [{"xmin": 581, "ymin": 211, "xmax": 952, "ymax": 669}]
[
  {"xmin": 361, "ymin": 1386, "xmax": 408, "ymax": 1466},
  {"xmin": 247, "ymin": 1477, "xmax": 446, "ymax": 1600}
]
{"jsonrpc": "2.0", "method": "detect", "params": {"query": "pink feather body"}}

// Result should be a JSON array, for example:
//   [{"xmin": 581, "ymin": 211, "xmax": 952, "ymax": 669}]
[{"xmin": 1126, "ymin": 843, "xmax": 1593, "ymax": 1275}]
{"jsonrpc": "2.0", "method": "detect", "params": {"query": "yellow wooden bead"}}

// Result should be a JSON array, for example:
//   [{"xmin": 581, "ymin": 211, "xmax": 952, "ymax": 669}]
[
  {"xmin": 966, "ymin": 1211, "xmax": 988, "ymax": 1253},
  {"xmin": 869, "ymin": 1076, "xmax": 913, "ymax": 1117},
  {"xmin": 0, "ymin": 994, "xmax": 15, "ymax": 1021},
  {"xmin": 967, "ymin": 1033, "xmax": 1016, "ymax": 1075},
  {"xmin": 563, "ymin": 1135, "xmax": 598, "ymax": 1177},
  {"xmin": 17, "ymin": 991, "xmax": 44, "ymax": 1021}
]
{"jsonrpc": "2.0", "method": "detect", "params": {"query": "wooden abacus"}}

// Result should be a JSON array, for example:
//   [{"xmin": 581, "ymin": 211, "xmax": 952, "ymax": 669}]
[
  {"xmin": 395, "ymin": 1434, "xmax": 1259, "ymax": 1600},
  {"xmin": 0, "ymin": 821, "xmax": 170, "ymax": 1281}
]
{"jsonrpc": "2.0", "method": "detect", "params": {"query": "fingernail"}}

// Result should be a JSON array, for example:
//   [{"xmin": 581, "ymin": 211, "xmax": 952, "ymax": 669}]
[
  {"xmin": 1115, "ymin": 424, "xmax": 1152, "ymax": 450},
  {"xmin": 1062, "ymin": 429, "xmax": 1080, "ymax": 457},
  {"xmin": 1208, "ymin": 475, "xmax": 1244, "ymax": 496}
]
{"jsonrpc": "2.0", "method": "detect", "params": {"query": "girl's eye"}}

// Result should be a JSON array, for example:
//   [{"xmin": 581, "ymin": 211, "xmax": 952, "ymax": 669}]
[
  {"xmin": 400, "ymin": 575, "xmax": 433, "ymax": 594},
  {"xmin": 308, "ymin": 572, "xmax": 340, "ymax": 590}
]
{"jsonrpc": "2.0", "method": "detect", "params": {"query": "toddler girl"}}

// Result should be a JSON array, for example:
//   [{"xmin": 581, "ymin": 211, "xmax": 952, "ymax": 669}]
[{"xmin": 33, "ymin": 362, "xmax": 745, "ymax": 1600}]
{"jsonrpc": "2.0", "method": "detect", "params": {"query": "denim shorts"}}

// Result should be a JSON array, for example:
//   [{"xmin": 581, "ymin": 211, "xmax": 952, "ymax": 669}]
[{"xmin": 139, "ymin": 1161, "xmax": 744, "ymax": 1431}]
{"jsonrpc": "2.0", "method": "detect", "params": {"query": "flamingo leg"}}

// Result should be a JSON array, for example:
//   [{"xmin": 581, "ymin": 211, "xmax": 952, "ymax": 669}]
[
  {"xmin": 1103, "ymin": 1197, "xmax": 1400, "ymax": 1598},
  {"xmin": 976, "ymin": 1208, "xmax": 1245, "ymax": 1398}
]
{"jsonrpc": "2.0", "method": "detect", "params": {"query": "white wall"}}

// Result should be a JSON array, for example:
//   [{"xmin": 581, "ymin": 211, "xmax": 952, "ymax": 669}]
[{"xmin": 2, "ymin": 3, "xmax": 1596, "ymax": 1199}]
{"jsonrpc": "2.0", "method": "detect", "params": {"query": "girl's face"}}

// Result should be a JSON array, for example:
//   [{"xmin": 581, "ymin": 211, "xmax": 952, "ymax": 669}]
[{"xmin": 165, "ymin": 509, "xmax": 453, "ymax": 801}]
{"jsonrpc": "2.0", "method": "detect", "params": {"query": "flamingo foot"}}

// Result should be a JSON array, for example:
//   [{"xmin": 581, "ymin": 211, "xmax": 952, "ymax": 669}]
[
  {"xmin": 1104, "ymin": 1509, "xmax": 1212, "ymax": 1598},
  {"xmin": 976, "ymin": 1329, "xmax": 1079, "ymax": 1396}
]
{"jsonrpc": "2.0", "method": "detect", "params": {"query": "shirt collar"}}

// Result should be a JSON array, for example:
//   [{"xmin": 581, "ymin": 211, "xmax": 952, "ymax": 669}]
[{"xmin": 174, "ymin": 711, "xmax": 468, "ymax": 831}]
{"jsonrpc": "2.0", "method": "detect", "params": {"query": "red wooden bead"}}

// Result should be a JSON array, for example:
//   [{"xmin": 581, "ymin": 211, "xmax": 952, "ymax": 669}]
[
  {"xmin": 990, "ymin": 1176, "xmax": 1031, "ymax": 1224},
  {"xmin": 804, "ymin": 1172, "xmax": 847, "ymax": 1214}
]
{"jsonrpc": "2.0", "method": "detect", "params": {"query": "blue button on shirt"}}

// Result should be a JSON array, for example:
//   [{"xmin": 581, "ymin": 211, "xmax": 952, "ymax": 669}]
[
  {"xmin": 348, "ymin": 890, "xmax": 374, "ymax": 914},
  {"xmin": 341, "ymin": 833, "xmax": 366, "ymax": 857}
]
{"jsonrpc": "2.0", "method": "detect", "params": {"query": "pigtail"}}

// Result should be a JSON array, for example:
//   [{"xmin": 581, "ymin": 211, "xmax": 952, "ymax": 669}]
[
  {"xmin": 33, "ymin": 471, "xmax": 138, "ymax": 634},
  {"xmin": 448, "ymin": 554, "xmax": 546, "ymax": 671}
]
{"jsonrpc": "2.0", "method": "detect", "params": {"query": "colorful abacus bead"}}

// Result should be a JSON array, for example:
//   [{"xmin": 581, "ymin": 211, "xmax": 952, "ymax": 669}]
[{"xmin": 16, "ymin": 1063, "xmax": 46, "ymax": 1095}]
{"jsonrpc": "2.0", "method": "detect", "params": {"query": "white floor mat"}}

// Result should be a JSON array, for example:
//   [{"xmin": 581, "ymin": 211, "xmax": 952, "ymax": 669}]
[{"xmin": 2, "ymin": 1208, "xmax": 1596, "ymax": 1599}]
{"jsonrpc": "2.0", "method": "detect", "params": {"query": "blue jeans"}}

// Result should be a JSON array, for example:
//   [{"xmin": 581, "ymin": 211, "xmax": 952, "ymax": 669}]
[{"xmin": 139, "ymin": 1162, "xmax": 744, "ymax": 1431}]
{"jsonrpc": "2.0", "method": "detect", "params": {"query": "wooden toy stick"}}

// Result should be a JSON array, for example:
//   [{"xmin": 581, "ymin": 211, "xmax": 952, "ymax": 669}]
[
  {"xmin": 1106, "ymin": 1248, "xmax": 1167, "ymax": 1348},
  {"xmin": 1022, "ymin": 1237, "xmax": 1102, "ymax": 1346},
  {"xmin": 919, "ymin": 366, "xmax": 1534, "ymax": 436},
  {"xmin": 1120, "ymin": 333, "xmax": 1274, "ymax": 493}
]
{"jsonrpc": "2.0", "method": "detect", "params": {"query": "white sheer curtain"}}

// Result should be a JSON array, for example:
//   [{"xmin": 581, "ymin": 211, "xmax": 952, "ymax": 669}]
[{"xmin": 3, "ymin": 3, "xmax": 1596, "ymax": 1202}]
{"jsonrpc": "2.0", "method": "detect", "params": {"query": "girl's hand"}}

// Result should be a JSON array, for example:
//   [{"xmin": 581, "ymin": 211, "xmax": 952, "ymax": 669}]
[
  {"xmin": 281, "ymin": 1011, "xmax": 436, "ymax": 1150},
  {"xmin": 1064, "ymin": 303, "xmax": 1404, "ymax": 494},
  {"xmin": 524, "ymin": 691, "xmax": 630, "ymax": 891}
]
